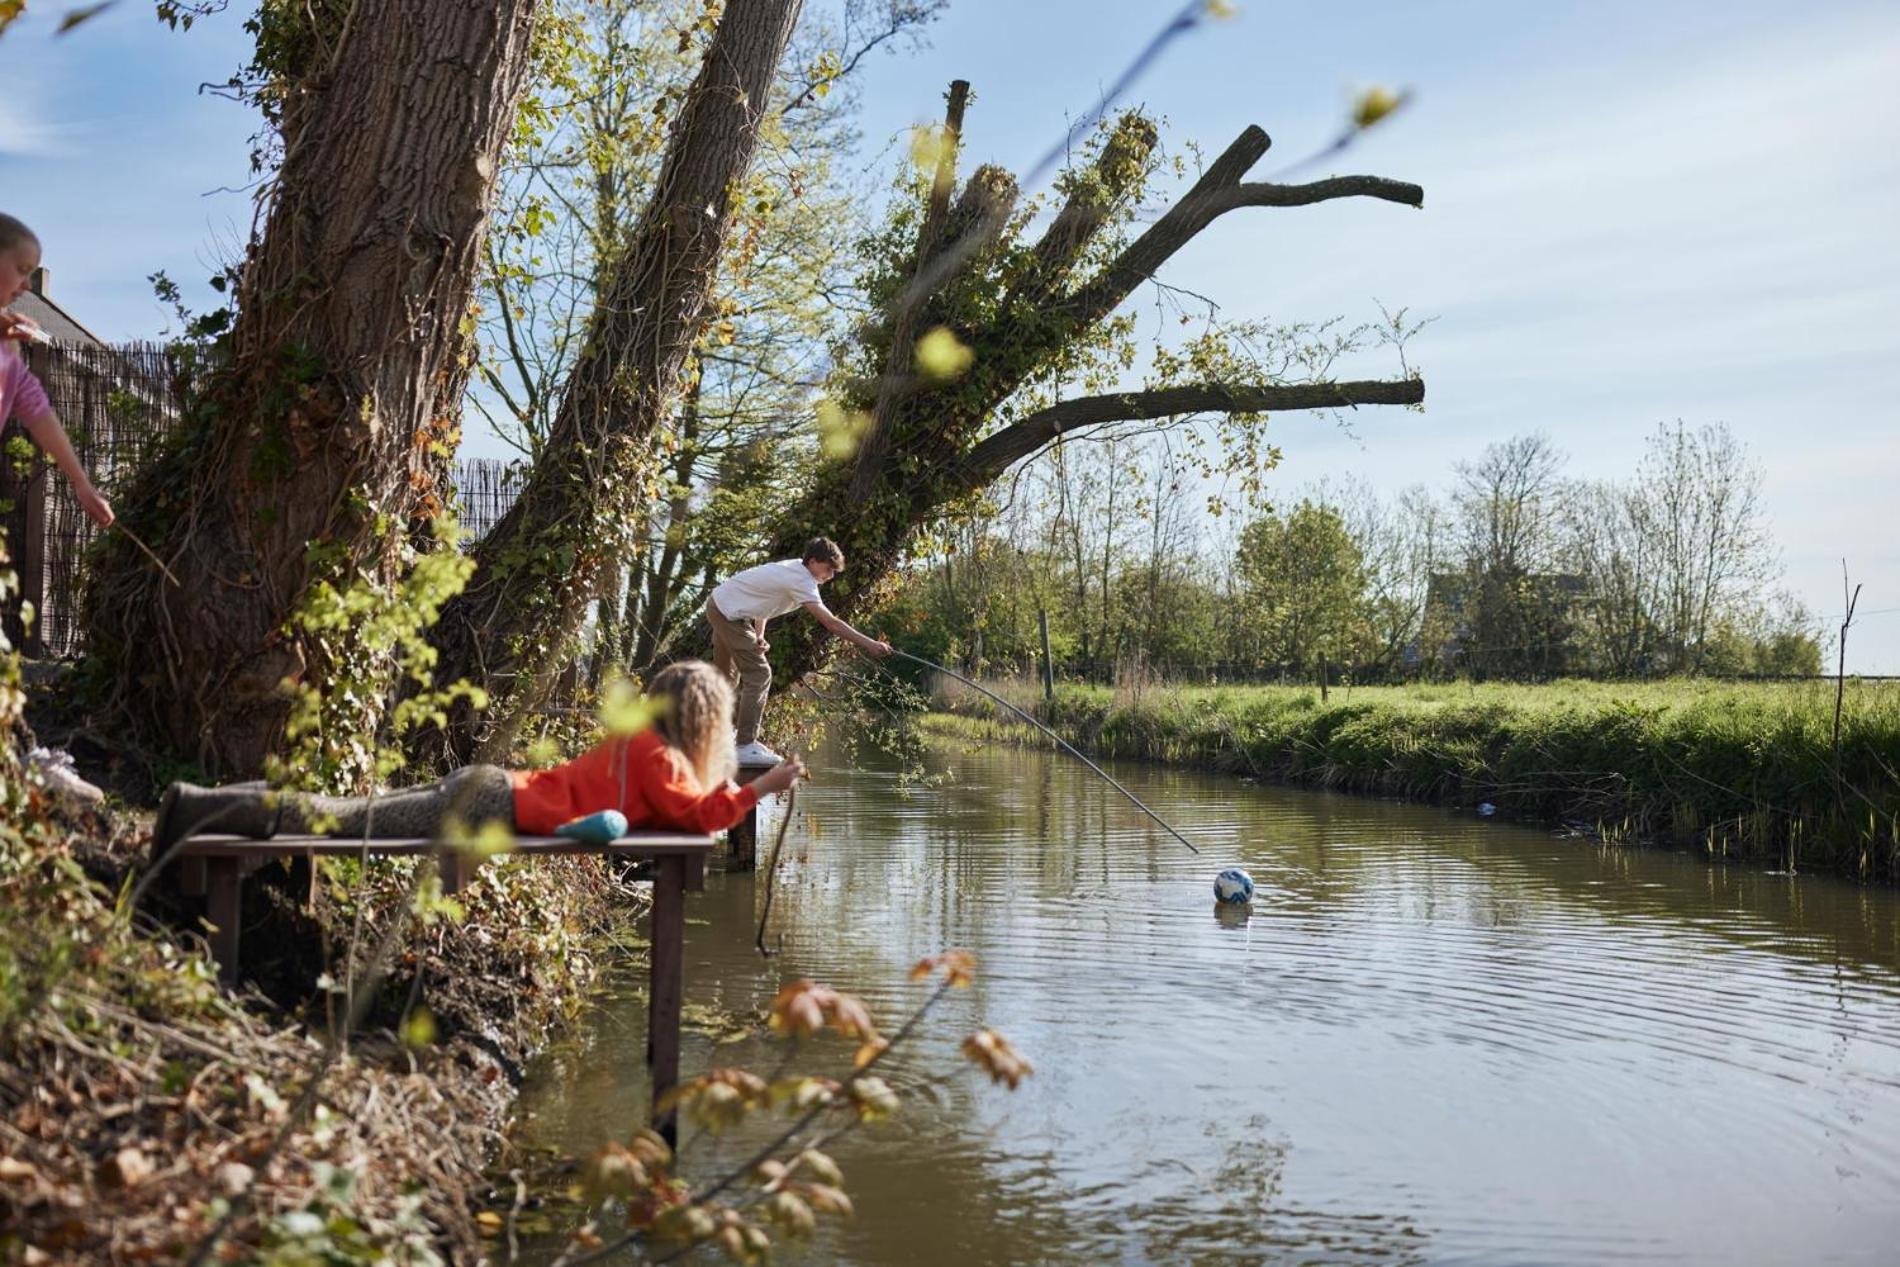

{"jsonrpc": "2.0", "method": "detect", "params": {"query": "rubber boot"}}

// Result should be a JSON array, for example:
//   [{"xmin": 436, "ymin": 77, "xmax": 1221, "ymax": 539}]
[{"xmin": 152, "ymin": 783, "xmax": 283, "ymax": 858}]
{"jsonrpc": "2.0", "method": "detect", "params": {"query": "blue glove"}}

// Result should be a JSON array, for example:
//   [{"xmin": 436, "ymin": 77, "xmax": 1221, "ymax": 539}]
[{"xmin": 554, "ymin": 809, "xmax": 629, "ymax": 845}]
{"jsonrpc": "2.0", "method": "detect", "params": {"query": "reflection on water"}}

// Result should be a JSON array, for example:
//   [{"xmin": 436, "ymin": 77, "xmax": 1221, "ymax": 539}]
[{"xmin": 513, "ymin": 740, "xmax": 1900, "ymax": 1265}]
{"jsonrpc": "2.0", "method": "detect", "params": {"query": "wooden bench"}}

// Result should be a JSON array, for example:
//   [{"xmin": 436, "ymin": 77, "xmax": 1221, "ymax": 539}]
[{"xmin": 168, "ymin": 831, "xmax": 716, "ymax": 1144}]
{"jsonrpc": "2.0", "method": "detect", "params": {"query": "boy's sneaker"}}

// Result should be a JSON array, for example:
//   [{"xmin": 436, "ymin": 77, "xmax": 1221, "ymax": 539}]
[
  {"xmin": 26, "ymin": 747, "xmax": 104, "ymax": 807},
  {"xmin": 734, "ymin": 741, "xmax": 783, "ymax": 767}
]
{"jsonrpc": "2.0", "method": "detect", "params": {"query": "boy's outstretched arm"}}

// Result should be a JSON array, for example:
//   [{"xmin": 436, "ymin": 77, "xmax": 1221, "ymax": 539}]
[{"xmin": 802, "ymin": 601, "xmax": 892, "ymax": 656}]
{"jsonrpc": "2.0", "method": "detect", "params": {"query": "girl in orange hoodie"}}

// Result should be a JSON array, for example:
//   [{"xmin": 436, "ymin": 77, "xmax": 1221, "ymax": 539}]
[{"xmin": 153, "ymin": 661, "xmax": 804, "ymax": 852}]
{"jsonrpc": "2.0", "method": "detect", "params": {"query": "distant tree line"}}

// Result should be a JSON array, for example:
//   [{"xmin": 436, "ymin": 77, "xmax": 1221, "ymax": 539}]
[{"xmin": 882, "ymin": 422, "xmax": 1821, "ymax": 684}]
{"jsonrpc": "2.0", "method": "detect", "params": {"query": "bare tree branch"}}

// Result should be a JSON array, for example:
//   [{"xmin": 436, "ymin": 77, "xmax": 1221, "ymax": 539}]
[
  {"xmin": 958, "ymin": 378, "xmax": 1425, "ymax": 484},
  {"xmin": 1059, "ymin": 126, "xmax": 1420, "ymax": 325},
  {"xmin": 1002, "ymin": 114, "xmax": 1160, "ymax": 312},
  {"xmin": 1208, "ymin": 175, "xmax": 1423, "ymax": 212}
]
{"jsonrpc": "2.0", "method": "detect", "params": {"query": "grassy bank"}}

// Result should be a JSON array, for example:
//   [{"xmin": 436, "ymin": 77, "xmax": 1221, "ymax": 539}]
[
  {"xmin": 0, "ymin": 733, "xmax": 639, "ymax": 1261},
  {"xmin": 927, "ymin": 677, "xmax": 1900, "ymax": 882}
]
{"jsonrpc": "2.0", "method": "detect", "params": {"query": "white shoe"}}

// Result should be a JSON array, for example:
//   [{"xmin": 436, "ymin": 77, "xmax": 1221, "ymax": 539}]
[
  {"xmin": 26, "ymin": 747, "xmax": 104, "ymax": 807},
  {"xmin": 734, "ymin": 741, "xmax": 783, "ymax": 766}
]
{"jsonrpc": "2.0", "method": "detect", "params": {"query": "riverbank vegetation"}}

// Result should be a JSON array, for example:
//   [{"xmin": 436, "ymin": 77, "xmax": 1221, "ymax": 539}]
[
  {"xmin": 0, "ymin": 700, "xmax": 636, "ymax": 1260},
  {"xmin": 926, "ymin": 676, "xmax": 1900, "ymax": 882}
]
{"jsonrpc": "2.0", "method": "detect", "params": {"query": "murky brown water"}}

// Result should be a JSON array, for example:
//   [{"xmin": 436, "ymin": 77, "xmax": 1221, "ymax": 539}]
[{"xmin": 513, "ymin": 739, "xmax": 1900, "ymax": 1264}]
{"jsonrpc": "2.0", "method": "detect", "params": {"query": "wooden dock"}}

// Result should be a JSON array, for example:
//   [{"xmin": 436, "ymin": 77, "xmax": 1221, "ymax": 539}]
[{"xmin": 168, "ymin": 830, "xmax": 716, "ymax": 1145}]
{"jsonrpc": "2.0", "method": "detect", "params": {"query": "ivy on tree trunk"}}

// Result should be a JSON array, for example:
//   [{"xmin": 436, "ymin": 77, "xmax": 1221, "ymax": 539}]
[{"xmin": 86, "ymin": 0, "xmax": 541, "ymax": 776}]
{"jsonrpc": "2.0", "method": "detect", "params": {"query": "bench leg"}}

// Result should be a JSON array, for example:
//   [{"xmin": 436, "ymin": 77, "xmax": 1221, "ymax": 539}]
[
  {"xmin": 647, "ymin": 854, "xmax": 686, "ymax": 1148},
  {"xmin": 205, "ymin": 857, "xmax": 242, "ymax": 987},
  {"xmin": 439, "ymin": 850, "xmax": 467, "ymax": 896},
  {"xmin": 727, "ymin": 804, "xmax": 757, "ymax": 872}
]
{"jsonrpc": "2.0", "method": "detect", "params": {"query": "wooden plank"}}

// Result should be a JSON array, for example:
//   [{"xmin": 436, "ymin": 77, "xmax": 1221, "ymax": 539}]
[
  {"xmin": 439, "ymin": 851, "xmax": 465, "ymax": 895},
  {"xmin": 647, "ymin": 854, "xmax": 687, "ymax": 1148},
  {"xmin": 176, "ymin": 855, "xmax": 207, "ymax": 897},
  {"xmin": 205, "ymin": 858, "xmax": 241, "ymax": 986},
  {"xmin": 175, "ymin": 833, "xmax": 717, "ymax": 859}
]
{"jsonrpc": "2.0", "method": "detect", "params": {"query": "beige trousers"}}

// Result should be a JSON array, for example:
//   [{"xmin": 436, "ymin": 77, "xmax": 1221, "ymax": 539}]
[{"xmin": 706, "ymin": 597, "xmax": 771, "ymax": 745}]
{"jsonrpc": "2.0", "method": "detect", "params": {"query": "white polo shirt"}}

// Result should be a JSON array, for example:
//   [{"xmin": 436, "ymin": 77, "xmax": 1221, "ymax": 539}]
[{"xmin": 711, "ymin": 559, "xmax": 825, "ymax": 623}]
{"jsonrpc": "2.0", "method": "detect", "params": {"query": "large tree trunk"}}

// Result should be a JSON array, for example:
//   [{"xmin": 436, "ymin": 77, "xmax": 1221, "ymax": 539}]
[
  {"xmin": 426, "ymin": 0, "xmax": 806, "ymax": 762},
  {"xmin": 84, "ymin": 0, "xmax": 539, "ymax": 775}
]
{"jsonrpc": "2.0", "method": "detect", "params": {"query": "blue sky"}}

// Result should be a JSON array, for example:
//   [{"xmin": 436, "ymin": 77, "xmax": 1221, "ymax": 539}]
[{"xmin": 4, "ymin": 1, "xmax": 1897, "ymax": 666}]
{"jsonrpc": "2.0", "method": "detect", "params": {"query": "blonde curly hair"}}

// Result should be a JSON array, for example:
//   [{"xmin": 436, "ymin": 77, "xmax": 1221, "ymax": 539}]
[{"xmin": 648, "ymin": 660, "xmax": 736, "ymax": 791}]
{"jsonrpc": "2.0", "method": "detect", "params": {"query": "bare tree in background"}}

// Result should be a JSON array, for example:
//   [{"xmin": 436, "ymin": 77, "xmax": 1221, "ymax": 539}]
[
  {"xmin": 1448, "ymin": 433, "xmax": 1573, "ymax": 677},
  {"xmin": 1453, "ymin": 433, "xmax": 1566, "ymax": 577},
  {"xmin": 1634, "ymin": 420, "xmax": 1773, "ymax": 672}
]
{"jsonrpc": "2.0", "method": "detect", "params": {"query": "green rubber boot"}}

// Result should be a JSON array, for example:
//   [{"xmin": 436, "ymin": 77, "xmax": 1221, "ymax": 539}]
[{"xmin": 152, "ymin": 783, "xmax": 283, "ymax": 858}]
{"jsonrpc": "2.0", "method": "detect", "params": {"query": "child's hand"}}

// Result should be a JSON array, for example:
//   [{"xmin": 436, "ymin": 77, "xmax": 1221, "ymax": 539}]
[
  {"xmin": 754, "ymin": 756, "xmax": 806, "ymax": 795},
  {"xmin": 79, "ymin": 488, "xmax": 114, "ymax": 529},
  {"xmin": 80, "ymin": 488, "xmax": 115, "ymax": 528},
  {"xmin": 0, "ymin": 314, "xmax": 44, "ymax": 343}
]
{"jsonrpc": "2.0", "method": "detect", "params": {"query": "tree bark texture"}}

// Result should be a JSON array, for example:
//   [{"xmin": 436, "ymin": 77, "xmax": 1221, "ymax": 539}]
[
  {"xmin": 427, "ymin": 0, "xmax": 807, "ymax": 762},
  {"xmin": 85, "ymin": 0, "xmax": 539, "ymax": 774}
]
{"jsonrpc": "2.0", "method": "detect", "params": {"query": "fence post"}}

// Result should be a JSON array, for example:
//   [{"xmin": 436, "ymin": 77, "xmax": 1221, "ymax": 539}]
[
  {"xmin": 1038, "ymin": 606, "xmax": 1054, "ymax": 701},
  {"xmin": 0, "ymin": 430, "xmax": 26, "ymax": 652},
  {"xmin": 19, "ymin": 455, "xmax": 46, "ymax": 659}
]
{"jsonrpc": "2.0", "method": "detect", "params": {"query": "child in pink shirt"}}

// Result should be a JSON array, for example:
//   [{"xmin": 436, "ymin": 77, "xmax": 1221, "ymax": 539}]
[{"xmin": 1, "ymin": 213, "xmax": 114, "ymax": 528}]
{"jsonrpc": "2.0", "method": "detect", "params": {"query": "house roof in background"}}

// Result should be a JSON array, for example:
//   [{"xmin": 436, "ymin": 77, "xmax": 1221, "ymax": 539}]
[{"xmin": 10, "ymin": 270, "xmax": 106, "ymax": 348}]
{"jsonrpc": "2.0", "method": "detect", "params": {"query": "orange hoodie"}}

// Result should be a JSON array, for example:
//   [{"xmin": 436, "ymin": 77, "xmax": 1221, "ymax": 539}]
[{"xmin": 510, "ymin": 729, "xmax": 759, "ymax": 836}]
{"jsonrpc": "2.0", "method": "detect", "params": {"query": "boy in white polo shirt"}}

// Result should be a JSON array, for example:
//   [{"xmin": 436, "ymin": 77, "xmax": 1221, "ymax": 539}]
[{"xmin": 707, "ymin": 536, "xmax": 892, "ymax": 763}]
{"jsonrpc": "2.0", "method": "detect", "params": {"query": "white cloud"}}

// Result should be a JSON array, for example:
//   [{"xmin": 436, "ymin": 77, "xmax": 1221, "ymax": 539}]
[{"xmin": 0, "ymin": 96, "xmax": 85, "ymax": 158}]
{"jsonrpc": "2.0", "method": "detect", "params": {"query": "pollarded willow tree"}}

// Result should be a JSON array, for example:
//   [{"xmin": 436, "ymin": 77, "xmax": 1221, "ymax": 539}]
[
  {"xmin": 424, "ymin": 0, "xmax": 811, "ymax": 762},
  {"xmin": 756, "ymin": 88, "xmax": 1427, "ymax": 687},
  {"xmin": 473, "ymin": 0, "xmax": 941, "ymax": 684},
  {"xmin": 85, "ymin": 0, "xmax": 542, "ymax": 775}
]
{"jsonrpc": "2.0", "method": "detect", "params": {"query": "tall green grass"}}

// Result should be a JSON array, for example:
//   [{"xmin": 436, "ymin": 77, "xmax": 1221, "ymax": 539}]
[{"xmin": 927, "ymin": 677, "xmax": 1900, "ymax": 882}]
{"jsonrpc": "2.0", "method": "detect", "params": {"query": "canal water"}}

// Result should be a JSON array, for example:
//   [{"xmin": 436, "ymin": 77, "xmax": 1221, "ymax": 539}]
[{"xmin": 513, "ymin": 739, "xmax": 1900, "ymax": 1264}]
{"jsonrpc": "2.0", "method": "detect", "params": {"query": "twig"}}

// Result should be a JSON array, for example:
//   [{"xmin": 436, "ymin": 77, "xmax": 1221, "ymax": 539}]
[
  {"xmin": 1834, "ymin": 560, "xmax": 1861, "ymax": 796},
  {"xmin": 114, "ymin": 522, "xmax": 181, "ymax": 588},
  {"xmin": 554, "ymin": 977, "xmax": 958, "ymax": 1267},
  {"xmin": 754, "ymin": 786, "xmax": 796, "ymax": 957}
]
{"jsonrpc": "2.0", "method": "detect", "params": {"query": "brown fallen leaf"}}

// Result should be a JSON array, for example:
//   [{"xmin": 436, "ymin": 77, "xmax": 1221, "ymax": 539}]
[
  {"xmin": 100, "ymin": 1146, "xmax": 154, "ymax": 1189},
  {"xmin": 0, "ymin": 1156, "xmax": 37, "ymax": 1183}
]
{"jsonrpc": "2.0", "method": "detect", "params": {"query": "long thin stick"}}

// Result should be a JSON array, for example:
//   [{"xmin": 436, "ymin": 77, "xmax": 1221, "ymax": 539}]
[
  {"xmin": 888, "ymin": 650, "xmax": 1201, "ymax": 855},
  {"xmin": 754, "ymin": 785, "xmax": 795, "ymax": 957},
  {"xmin": 115, "ymin": 522, "xmax": 180, "ymax": 588}
]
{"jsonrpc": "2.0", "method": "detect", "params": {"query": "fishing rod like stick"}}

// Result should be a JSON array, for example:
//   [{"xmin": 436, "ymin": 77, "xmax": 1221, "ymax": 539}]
[
  {"xmin": 754, "ymin": 785, "xmax": 796, "ymax": 957},
  {"xmin": 886, "ymin": 649, "xmax": 1202, "ymax": 856},
  {"xmin": 115, "ymin": 522, "xmax": 180, "ymax": 588}
]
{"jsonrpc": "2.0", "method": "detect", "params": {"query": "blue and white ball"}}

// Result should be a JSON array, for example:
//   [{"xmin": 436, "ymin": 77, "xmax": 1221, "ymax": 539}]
[{"xmin": 1213, "ymin": 866, "xmax": 1255, "ymax": 906}]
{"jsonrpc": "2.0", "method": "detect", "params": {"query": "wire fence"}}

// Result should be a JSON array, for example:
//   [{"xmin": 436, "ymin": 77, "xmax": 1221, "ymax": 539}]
[
  {"xmin": 452, "ymin": 457, "xmax": 525, "ymax": 542},
  {"xmin": 3, "ymin": 339, "xmax": 526, "ymax": 660},
  {"xmin": 3, "ymin": 341, "xmax": 185, "ymax": 657}
]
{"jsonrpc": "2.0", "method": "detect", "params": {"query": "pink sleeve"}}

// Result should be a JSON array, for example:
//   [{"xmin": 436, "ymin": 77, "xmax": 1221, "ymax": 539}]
[{"xmin": 2, "ymin": 349, "xmax": 52, "ymax": 425}]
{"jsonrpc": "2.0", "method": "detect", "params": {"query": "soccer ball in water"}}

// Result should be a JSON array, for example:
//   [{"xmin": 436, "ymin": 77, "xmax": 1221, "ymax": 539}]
[{"xmin": 1213, "ymin": 867, "xmax": 1255, "ymax": 905}]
